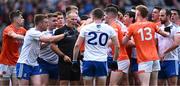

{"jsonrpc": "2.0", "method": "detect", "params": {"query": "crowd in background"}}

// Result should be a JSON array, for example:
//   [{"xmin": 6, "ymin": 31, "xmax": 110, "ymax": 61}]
[
  {"xmin": 0, "ymin": 0, "xmax": 180, "ymax": 85},
  {"xmin": 0, "ymin": 0, "xmax": 179, "ymax": 29}
]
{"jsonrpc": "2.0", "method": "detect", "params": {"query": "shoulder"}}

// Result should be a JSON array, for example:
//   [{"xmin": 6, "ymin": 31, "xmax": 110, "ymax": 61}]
[
  {"xmin": 172, "ymin": 23, "xmax": 179, "ymax": 28},
  {"xmin": 19, "ymin": 27, "xmax": 27, "ymax": 32},
  {"xmin": 147, "ymin": 21, "xmax": 156, "ymax": 26},
  {"xmin": 55, "ymin": 26, "xmax": 66, "ymax": 35},
  {"xmin": 128, "ymin": 23, "xmax": 137, "ymax": 28},
  {"xmin": 28, "ymin": 28, "xmax": 41, "ymax": 35},
  {"xmin": 80, "ymin": 23, "xmax": 95, "ymax": 32},
  {"xmin": 3, "ymin": 25, "xmax": 13, "ymax": 32}
]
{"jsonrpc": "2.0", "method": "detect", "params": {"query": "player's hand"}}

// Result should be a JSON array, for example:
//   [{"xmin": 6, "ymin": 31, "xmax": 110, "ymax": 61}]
[
  {"xmin": 71, "ymin": 61, "xmax": 80, "ymax": 72},
  {"xmin": 64, "ymin": 30, "xmax": 74, "ymax": 37},
  {"xmin": 159, "ymin": 53, "xmax": 167, "ymax": 61},
  {"xmin": 109, "ymin": 60, "xmax": 118, "ymax": 71},
  {"xmin": 63, "ymin": 55, "xmax": 71, "ymax": 62}
]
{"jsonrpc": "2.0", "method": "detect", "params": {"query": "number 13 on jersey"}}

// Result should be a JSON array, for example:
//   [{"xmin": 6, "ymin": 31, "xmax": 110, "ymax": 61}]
[{"xmin": 137, "ymin": 27, "xmax": 153, "ymax": 41}]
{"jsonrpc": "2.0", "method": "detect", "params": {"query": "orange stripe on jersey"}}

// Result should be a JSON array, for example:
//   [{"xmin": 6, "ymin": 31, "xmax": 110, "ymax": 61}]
[
  {"xmin": 77, "ymin": 23, "xmax": 85, "ymax": 53},
  {"xmin": 127, "ymin": 21, "xmax": 159, "ymax": 63},
  {"xmin": 110, "ymin": 21, "xmax": 129, "ymax": 61}
]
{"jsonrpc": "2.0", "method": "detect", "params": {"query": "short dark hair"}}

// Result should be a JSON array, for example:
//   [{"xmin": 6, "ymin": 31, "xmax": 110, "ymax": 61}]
[
  {"xmin": 48, "ymin": 13, "xmax": 57, "ymax": 18},
  {"xmin": 106, "ymin": 4, "xmax": 119, "ymax": 12},
  {"xmin": 153, "ymin": 6, "xmax": 162, "ymax": 11},
  {"xmin": 55, "ymin": 11, "xmax": 63, "ymax": 16},
  {"xmin": 104, "ymin": 7, "xmax": 118, "ymax": 16},
  {"xmin": 66, "ymin": 5, "xmax": 78, "ymax": 13},
  {"xmin": 34, "ymin": 14, "xmax": 47, "ymax": 25},
  {"xmin": 171, "ymin": 8, "xmax": 180, "ymax": 16},
  {"xmin": 161, "ymin": 9, "xmax": 171, "ymax": 16},
  {"xmin": 9, "ymin": 10, "xmax": 22, "ymax": 22},
  {"xmin": 136, "ymin": 5, "xmax": 148, "ymax": 18},
  {"xmin": 125, "ymin": 11, "xmax": 135, "ymax": 23},
  {"xmin": 91, "ymin": 8, "xmax": 104, "ymax": 19},
  {"xmin": 80, "ymin": 15, "xmax": 89, "ymax": 20}
]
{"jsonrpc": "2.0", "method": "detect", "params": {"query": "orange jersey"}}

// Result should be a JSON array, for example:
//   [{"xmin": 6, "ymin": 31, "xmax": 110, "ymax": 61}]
[
  {"xmin": 110, "ymin": 21, "xmax": 129, "ymax": 61},
  {"xmin": 127, "ymin": 21, "xmax": 159, "ymax": 63},
  {"xmin": 0, "ymin": 24, "xmax": 26, "ymax": 65},
  {"xmin": 155, "ymin": 22, "xmax": 161, "ymax": 27}
]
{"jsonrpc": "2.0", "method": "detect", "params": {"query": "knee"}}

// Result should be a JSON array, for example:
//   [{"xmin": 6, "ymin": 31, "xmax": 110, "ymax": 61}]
[{"xmin": 168, "ymin": 76, "xmax": 178, "ymax": 85}]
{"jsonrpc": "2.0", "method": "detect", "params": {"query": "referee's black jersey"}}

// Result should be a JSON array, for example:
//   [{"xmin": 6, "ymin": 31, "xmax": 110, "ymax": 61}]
[{"xmin": 54, "ymin": 25, "xmax": 79, "ymax": 62}]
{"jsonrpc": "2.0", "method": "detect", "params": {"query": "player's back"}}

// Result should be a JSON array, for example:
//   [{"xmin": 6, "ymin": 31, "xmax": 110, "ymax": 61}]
[
  {"xmin": 81, "ymin": 22, "xmax": 116, "ymax": 61},
  {"xmin": 127, "ymin": 21, "xmax": 159, "ymax": 63}
]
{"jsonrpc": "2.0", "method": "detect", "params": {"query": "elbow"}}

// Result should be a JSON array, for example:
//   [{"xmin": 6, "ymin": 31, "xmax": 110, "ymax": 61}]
[
  {"xmin": 74, "ymin": 44, "xmax": 80, "ymax": 49},
  {"xmin": 74, "ymin": 44, "xmax": 80, "ymax": 51}
]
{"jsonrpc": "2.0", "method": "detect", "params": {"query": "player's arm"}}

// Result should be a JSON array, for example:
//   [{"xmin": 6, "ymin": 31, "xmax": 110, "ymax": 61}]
[
  {"xmin": 111, "ymin": 36, "xmax": 120, "ymax": 60},
  {"xmin": 40, "ymin": 30, "xmax": 74, "ymax": 43},
  {"xmin": 164, "ymin": 44, "xmax": 178, "ymax": 54},
  {"xmin": 7, "ymin": 31, "xmax": 24, "ymax": 40},
  {"xmin": 122, "ymin": 35, "xmax": 130, "ymax": 45},
  {"xmin": 40, "ymin": 34, "xmax": 65, "ymax": 43},
  {"xmin": 126, "ymin": 40, "xmax": 135, "ymax": 47},
  {"xmin": 50, "ymin": 43, "xmax": 71, "ymax": 62},
  {"xmin": 157, "ymin": 29, "xmax": 170, "ymax": 37},
  {"xmin": 73, "ymin": 36, "xmax": 85, "ymax": 61}
]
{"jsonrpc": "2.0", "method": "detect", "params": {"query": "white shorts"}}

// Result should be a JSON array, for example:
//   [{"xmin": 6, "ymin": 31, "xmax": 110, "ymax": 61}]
[
  {"xmin": 117, "ymin": 59, "xmax": 130, "ymax": 73},
  {"xmin": 0, "ymin": 64, "xmax": 16, "ymax": 78},
  {"xmin": 138, "ymin": 60, "xmax": 161, "ymax": 73}
]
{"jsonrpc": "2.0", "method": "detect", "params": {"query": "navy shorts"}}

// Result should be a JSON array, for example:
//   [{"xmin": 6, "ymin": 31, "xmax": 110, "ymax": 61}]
[
  {"xmin": 16, "ymin": 63, "xmax": 42, "ymax": 80},
  {"xmin": 158, "ymin": 60, "xmax": 179, "ymax": 79},
  {"xmin": 37, "ymin": 58, "xmax": 59, "ymax": 80},
  {"xmin": 82, "ymin": 61, "xmax": 108, "ymax": 77}
]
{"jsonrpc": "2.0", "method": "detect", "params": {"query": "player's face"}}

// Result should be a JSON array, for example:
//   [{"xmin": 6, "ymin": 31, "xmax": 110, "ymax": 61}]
[
  {"xmin": 104, "ymin": 12, "xmax": 113, "ymax": 23},
  {"xmin": 159, "ymin": 10, "xmax": 168, "ymax": 24},
  {"xmin": 152, "ymin": 9, "xmax": 160, "ymax": 21},
  {"xmin": 171, "ymin": 10, "xmax": 179, "ymax": 23},
  {"xmin": 56, "ymin": 15, "xmax": 65, "ymax": 28},
  {"xmin": 15, "ymin": 15, "xmax": 24, "ymax": 26},
  {"xmin": 41, "ymin": 18, "xmax": 49, "ymax": 31},
  {"xmin": 67, "ymin": 14, "xmax": 79, "ymax": 27},
  {"xmin": 123, "ymin": 14, "xmax": 130, "ymax": 25},
  {"xmin": 48, "ymin": 17, "xmax": 57, "ymax": 30}
]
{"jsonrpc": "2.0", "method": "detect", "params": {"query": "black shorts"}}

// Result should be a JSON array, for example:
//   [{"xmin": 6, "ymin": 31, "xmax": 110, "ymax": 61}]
[{"xmin": 59, "ymin": 61, "xmax": 80, "ymax": 81}]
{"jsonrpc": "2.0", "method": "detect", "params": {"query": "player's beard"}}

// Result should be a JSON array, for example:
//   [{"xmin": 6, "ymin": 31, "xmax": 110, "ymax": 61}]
[{"xmin": 160, "ymin": 19, "xmax": 167, "ymax": 24}]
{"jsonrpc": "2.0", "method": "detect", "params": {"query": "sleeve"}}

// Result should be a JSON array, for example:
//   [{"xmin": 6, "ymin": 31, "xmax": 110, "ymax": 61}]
[
  {"xmin": 79, "ymin": 27, "xmax": 86, "ymax": 37},
  {"xmin": 154, "ymin": 23, "xmax": 160, "ymax": 32},
  {"xmin": 3, "ymin": 27, "xmax": 13, "ymax": 36},
  {"xmin": 126, "ymin": 25, "xmax": 133, "ymax": 38},
  {"xmin": 29, "ymin": 30, "xmax": 43, "ymax": 40},
  {"xmin": 22, "ymin": 28, "xmax": 27, "ymax": 35},
  {"xmin": 54, "ymin": 28, "xmax": 64, "ymax": 36}
]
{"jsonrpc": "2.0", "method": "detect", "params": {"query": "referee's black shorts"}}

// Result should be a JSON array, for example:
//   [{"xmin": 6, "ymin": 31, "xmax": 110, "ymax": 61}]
[{"xmin": 59, "ymin": 60, "xmax": 80, "ymax": 81}]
